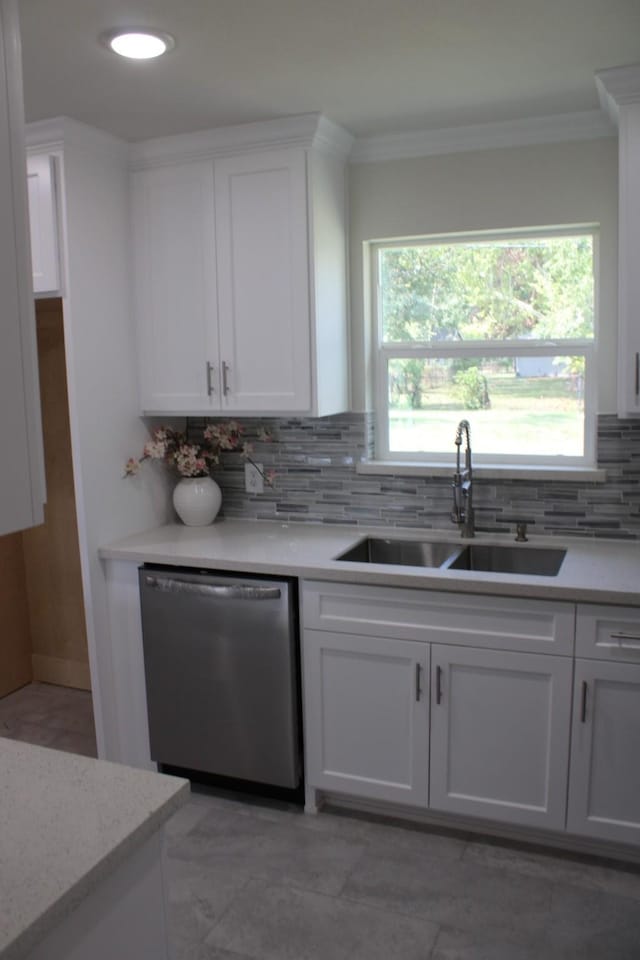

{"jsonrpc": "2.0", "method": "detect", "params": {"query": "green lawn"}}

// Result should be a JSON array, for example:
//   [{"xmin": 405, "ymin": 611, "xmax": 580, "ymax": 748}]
[{"xmin": 389, "ymin": 375, "xmax": 584, "ymax": 457}]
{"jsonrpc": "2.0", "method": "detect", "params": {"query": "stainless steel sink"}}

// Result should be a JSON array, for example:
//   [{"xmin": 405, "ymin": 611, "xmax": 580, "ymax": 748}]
[
  {"xmin": 336, "ymin": 537, "xmax": 459, "ymax": 568},
  {"xmin": 446, "ymin": 544, "xmax": 566, "ymax": 577}
]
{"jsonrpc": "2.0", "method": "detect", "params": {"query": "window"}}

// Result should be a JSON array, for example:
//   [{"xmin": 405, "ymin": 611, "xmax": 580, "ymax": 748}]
[{"xmin": 373, "ymin": 228, "xmax": 597, "ymax": 467}]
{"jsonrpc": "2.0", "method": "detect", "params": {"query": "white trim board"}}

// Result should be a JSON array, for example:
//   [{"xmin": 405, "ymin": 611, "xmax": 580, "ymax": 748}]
[{"xmin": 351, "ymin": 110, "xmax": 616, "ymax": 164}]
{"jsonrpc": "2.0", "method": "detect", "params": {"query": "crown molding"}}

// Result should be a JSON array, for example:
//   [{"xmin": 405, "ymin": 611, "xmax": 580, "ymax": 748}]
[
  {"xmin": 595, "ymin": 63, "xmax": 640, "ymax": 126},
  {"xmin": 350, "ymin": 110, "xmax": 615, "ymax": 164},
  {"xmin": 25, "ymin": 116, "xmax": 129, "ymax": 164},
  {"xmin": 130, "ymin": 113, "xmax": 353, "ymax": 170}
]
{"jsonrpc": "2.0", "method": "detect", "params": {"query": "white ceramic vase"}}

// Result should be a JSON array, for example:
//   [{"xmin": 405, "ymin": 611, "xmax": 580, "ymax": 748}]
[{"xmin": 173, "ymin": 476, "xmax": 222, "ymax": 526}]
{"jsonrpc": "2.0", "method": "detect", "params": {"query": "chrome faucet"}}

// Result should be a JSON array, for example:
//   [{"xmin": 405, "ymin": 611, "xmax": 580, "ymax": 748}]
[{"xmin": 451, "ymin": 419, "xmax": 475, "ymax": 538}]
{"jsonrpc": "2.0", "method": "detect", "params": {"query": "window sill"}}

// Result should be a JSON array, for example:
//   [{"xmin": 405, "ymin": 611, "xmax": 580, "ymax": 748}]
[{"xmin": 356, "ymin": 461, "xmax": 607, "ymax": 482}]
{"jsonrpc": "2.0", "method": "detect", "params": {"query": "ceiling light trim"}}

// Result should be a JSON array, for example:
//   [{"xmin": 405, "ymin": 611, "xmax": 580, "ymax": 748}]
[
  {"xmin": 101, "ymin": 28, "xmax": 175, "ymax": 60},
  {"xmin": 350, "ymin": 110, "xmax": 615, "ymax": 164}
]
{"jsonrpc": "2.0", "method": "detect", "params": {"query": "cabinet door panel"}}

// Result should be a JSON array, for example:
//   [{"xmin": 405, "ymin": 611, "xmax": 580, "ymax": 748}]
[
  {"xmin": 430, "ymin": 645, "xmax": 572, "ymax": 830},
  {"xmin": 27, "ymin": 153, "xmax": 60, "ymax": 295},
  {"xmin": 303, "ymin": 629, "xmax": 429, "ymax": 806},
  {"xmin": 568, "ymin": 659, "xmax": 640, "ymax": 845},
  {"xmin": 215, "ymin": 148, "xmax": 311, "ymax": 412},
  {"xmin": 133, "ymin": 162, "xmax": 219, "ymax": 413}
]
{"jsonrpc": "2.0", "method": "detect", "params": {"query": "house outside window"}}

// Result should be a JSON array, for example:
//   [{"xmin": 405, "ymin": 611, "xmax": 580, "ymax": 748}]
[{"xmin": 372, "ymin": 227, "xmax": 597, "ymax": 468}]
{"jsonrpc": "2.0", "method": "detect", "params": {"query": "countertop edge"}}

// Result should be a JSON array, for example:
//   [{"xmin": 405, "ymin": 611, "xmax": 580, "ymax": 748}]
[
  {"xmin": 99, "ymin": 541, "xmax": 640, "ymax": 608},
  {"xmin": 3, "ymin": 774, "xmax": 189, "ymax": 960}
]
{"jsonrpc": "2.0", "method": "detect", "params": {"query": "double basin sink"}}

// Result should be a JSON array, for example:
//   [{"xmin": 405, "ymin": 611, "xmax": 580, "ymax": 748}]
[{"xmin": 336, "ymin": 537, "xmax": 566, "ymax": 577}]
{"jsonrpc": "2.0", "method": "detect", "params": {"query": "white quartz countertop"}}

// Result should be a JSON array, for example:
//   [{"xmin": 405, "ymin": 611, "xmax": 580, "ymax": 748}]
[
  {"xmin": 99, "ymin": 519, "xmax": 640, "ymax": 606},
  {"xmin": 0, "ymin": 738, "xmax": 189, "ymax": 960}
]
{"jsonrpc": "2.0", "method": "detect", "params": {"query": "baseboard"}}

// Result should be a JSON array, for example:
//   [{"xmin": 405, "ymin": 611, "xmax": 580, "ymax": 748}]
[
  {"xmin": 31, "ymin": 653, "xmax": 91, "ymax": 691},
  {"xmin": 312, "ymin": 790, "xmax": 640, "ymax": 867}
]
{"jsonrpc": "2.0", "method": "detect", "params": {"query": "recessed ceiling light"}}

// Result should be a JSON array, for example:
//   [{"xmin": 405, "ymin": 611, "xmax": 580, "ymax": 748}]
[{"xmin": 101, "ymin": 29, "xmax": 175, "ymax": 60}]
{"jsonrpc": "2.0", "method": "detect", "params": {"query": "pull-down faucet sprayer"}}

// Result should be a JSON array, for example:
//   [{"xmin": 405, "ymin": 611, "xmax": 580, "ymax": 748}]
[{"xmin": 451, "ymin": 419, "xmax": 475, "ymax": 538}]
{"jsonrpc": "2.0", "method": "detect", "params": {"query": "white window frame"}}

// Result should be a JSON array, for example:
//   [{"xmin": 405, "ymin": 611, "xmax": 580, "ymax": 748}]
[{"xmin": 372, "ymin": 226, "xmax": 599, "ymax": 468}]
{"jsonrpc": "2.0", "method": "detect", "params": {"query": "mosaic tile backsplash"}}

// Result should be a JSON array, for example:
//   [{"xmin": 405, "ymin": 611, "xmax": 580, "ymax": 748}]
[{"xmin": 188, "ymin": 413, "xmax": 640, "ymax": 539}]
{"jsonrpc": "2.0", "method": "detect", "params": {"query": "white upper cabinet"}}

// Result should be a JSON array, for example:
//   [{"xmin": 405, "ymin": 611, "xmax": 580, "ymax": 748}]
[
  {"xmin": 132, "ymin": 161, "xmax": 219, "ymax": 413},
  {"xmin": 596, "ymin": 64, "xmax": 640, "ymax": 417},
  {"xmin": 214, "ymin": 148, "xmax": 311, "ymax": 412},
  {"xmin": 0, "ymin": 0, "xmax": 45, "ymax": 535},
  {"xmin": 27, "ymin": 152, "xmax": 61, "ymax": 296},
  {"xmin": 131, "ymin": 115, "xmax": 353, "ymax": 417}
]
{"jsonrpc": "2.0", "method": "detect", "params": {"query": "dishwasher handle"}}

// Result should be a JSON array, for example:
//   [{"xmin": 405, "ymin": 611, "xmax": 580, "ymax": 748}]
[{"xmin": 143, "ymin": 575, "xmax": 281, "ymax": 601}]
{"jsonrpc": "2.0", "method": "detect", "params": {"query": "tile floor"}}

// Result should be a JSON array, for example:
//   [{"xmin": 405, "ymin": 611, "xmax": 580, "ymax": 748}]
[
  {"xmin": 0, "ymin": 681, "xmax": 97, "ymax": 757},
  {"xmin": 165, "ymin": 787, "xmax": 640, "ymax": 960},
  {"xmin": 3, "ymin": 682, "xmax": 640, "ymax": 958}
]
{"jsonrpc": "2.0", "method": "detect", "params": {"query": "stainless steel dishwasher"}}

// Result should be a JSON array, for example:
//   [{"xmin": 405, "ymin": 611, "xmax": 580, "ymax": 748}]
[{"xmin": 138, "ymin": 566, "xmax": 301, "ymax": 789}]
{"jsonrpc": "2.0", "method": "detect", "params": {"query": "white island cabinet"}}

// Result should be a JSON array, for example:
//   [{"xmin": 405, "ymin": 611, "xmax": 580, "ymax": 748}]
[
  {"xmin": 0, "ymin": 737, "xmax": 188, "ymax": 960},
  {"xmin": 131, "ymin": 114, "xmax": 352, "ymax": 417}
]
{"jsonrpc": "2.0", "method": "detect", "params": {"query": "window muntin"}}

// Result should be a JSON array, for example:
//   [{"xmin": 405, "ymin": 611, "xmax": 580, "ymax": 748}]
[{"xmin": 374, "ymin": 229, "xmax": 597, "ymax": 467}]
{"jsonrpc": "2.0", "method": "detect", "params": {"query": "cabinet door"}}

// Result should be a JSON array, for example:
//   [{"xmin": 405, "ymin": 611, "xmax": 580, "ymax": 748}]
[
  {"xmin": 214, "ymin": 148, "xmax": 311, "ymax": 413},
  {"xmin": 0, "ymin": 0, "xmax": 45, "ymax": 535},
  {"xmin": 616, "ymin": 100, "xmax": 640, "ymax": 417},
  {"xmin": 567, "ymin": 659, "xmax": 640, "ymax": 846},
  {"xmin": 132, "ymin": 162, "xmax": 220, "ymax": 414},
  {"xmin": 27, "ymin": 153, "xmax": 60, "ymax": 296},
  {"xmin": 303, "ymin": 629, "xmax": 429, "ymax": 806},
  {"xmin": 430, "ymin": 645, "xmax": 572, "ymax": 831}
]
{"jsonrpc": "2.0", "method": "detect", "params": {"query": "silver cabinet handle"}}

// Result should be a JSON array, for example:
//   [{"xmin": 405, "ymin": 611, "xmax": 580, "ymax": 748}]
[
  {"xmin": 222, "ymin": 361, "xmax": 230, "ymax": 396},
  {"xmin": 610, "ymin": 633, "xmax": 640, "ymax": 648},
  {"xmin": 635, "ymin": 352, "xmax": 639, "ymax": 398},
  {"xmin": 415, "ymin": 663, "xmax": 421, "ymax": 702},
  {"xmin": 206, "ymin": 361, "xmax": 215, "ymax": 396},
  {"xmin": 580, "ymin": 680, "xmax": 588, "ymax": 723},
  {"xmin": 435, "ymin": 665, "xmax": 443, "ymax": 705},
  {"xmin": 145, "ymin": 576, "xmax": 281, "ymax": 600}
]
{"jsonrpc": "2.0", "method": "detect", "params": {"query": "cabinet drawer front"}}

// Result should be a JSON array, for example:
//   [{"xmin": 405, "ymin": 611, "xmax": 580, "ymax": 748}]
[
  {"xmin": 303, "ymin": 581, "xmax": 575, "ymax": 655},
  {"xmin": 576, "ymin": 604, "xmax": 640, "ymax": 661}
]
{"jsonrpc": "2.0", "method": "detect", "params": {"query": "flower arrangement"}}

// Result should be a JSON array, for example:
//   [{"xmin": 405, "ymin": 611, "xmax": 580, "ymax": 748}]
[{"xmin": 124, "ymin": 422, "xmax": 275, "ymax": 484}]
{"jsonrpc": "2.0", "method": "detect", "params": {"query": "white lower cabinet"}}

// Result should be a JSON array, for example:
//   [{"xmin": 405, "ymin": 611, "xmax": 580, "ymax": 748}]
[
  {"xmin": 567, "ymin": 659, "xmax": 640, "ymax": 846},
  {"xmin": 303, "ymin": 629, "xmax": 429, "ymax": 806},
  {"xmin": 302, "ymin": 582, "xmax": 640, "ymax": 853},
  {"xmin": 429, "ymin": 644, "xmax": 573, "ymax": 831}
]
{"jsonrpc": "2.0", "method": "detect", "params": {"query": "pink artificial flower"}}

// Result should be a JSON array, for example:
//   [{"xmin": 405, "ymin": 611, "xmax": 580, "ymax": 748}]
[
  {"xmin": 143, "ymin": 439, "xmax": 167, "ymax": 459},
  {"xmin": 124, "ymin": 457, "xmax": 140, "ymax": 477}
]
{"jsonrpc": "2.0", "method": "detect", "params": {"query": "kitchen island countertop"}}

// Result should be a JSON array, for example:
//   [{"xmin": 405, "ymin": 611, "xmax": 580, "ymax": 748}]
[
  {"xmin": 0, "ymin": 737, "xmax": 188, "ymax": 960},
  {"xmin": 99, "ymin": 518, "xmax": 640, "ymax": 606}
]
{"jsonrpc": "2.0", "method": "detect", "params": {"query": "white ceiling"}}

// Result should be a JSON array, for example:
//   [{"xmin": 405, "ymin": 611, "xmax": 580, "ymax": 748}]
[{"xmin": 18, "ymin": 0, "xmax": 640, "ymax": 143}]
